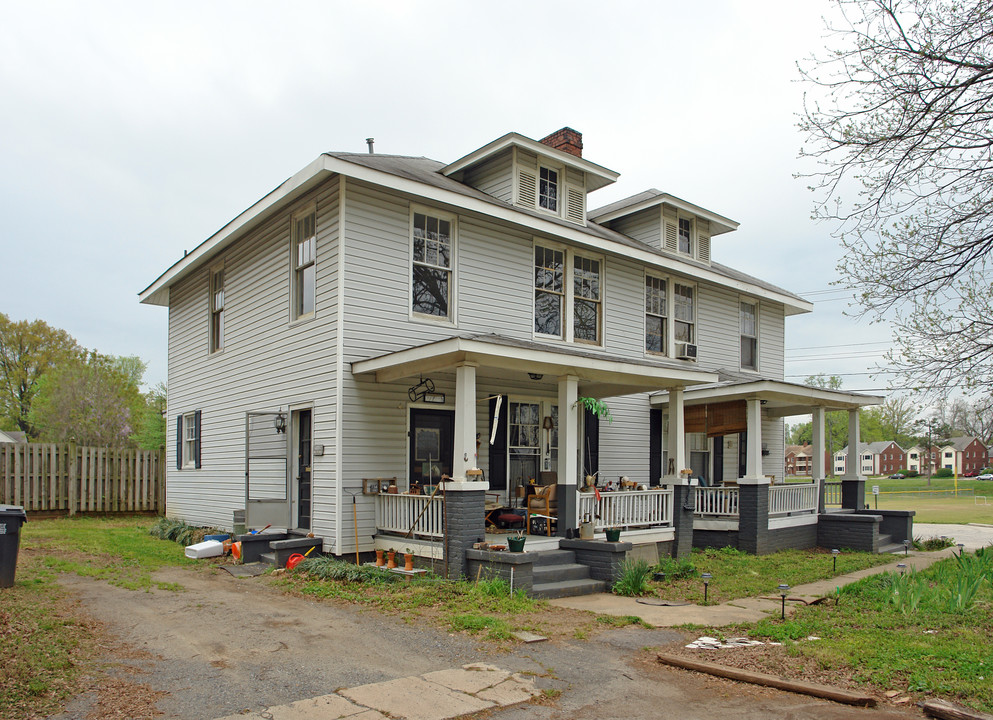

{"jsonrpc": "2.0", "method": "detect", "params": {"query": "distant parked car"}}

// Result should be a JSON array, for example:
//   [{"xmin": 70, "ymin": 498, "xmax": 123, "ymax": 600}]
[
  {"xmin": 964, "ymin": 470, "xmax": 977, "ymax": 477},
  {"xmin": 889, "ymin": 473, "xmax": 905, "ymax": 479},
  {"xmin": 978, "ymin": 473, "xmax": 993, "ymax": 481}
]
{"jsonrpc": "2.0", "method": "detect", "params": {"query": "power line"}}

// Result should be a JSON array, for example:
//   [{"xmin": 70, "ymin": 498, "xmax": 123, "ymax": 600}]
[{"xmin": 786, "ymin": 341, "xmax": 891, "ymax": 352}]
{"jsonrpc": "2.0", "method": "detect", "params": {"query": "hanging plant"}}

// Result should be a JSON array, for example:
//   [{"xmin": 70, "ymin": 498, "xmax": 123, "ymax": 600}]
[{"xmin": 575, "ymin": 397, "xmax": 613, "ymax": 424}]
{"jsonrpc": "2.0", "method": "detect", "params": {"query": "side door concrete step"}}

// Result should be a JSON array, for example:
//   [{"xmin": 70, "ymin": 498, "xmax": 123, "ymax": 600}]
[
  {"xmin": 531, "ymin": 578, "xmax": 607, "ymax": 599},
  {"xmin": 529, "ymin": 549, "xmax": 576, "ymax": 566},
  {"xmin": 532, "ymin": 562, "xmax": 591, "ymax": 584}
]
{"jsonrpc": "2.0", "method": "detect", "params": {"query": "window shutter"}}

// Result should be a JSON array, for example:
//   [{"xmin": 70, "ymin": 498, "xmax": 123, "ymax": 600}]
[
  {"xmin": 583, "ymin": 407, "xmax": 599, "ymax": 478},
  {"xmin": 488, "ymin": 396, "xmax": 508, "ymax": 490},
  {"xmin": 176, "ymin": 415, "xmax": 183, "ymax": 470},
  {"xmin": 697, "ymin": 232, "xmax": 711, "ymax": 263},
  {"xmin": 517, "ymin": 168, "xmax": 537, "ymax": 208},
  {"xmin": 194, "ymin": 410, "xmax": 202, "ymax": 469},
  {"xmin": 565, "ymin": 185, "xmax": 585, "ymax": 224},
  {"xmin": 650, "ymin": 408, "xmax": 662, "ymax": 486},
  {"xmin": 663, "ymin": 220, "xmax": 678, "ymax": 253}
]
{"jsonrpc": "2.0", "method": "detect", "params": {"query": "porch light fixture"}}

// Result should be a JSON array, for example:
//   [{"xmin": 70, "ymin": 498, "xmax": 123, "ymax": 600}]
[
  {"xmin": 273, "ymin": 414, "xmax": 286, "ymax": 434},
  {"xmin": 407, "ymin": 377, "xmax": 435, "ymax": 402},
  {"xmin": 423, "ymin": 393, "xmax": 446, "ymax": 404},
  {"xmin": 777, "ymin": 583, "xmax": 790, "ymax": 619},
  {"xmin": 831, "ymin": 548, "xmax": 840, "ymax": 573},
  {"xmin": 701, "ymin": 572, "xmax": 712, "ymax": 605},
  {"xmin": 528, "ymin": 372, "xmax": 544, "ymax": 380}
]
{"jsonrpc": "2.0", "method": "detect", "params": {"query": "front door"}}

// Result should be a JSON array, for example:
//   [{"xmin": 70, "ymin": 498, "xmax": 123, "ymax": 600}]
[
  {"xmin": 409, "ymin": 409, "xmax": 454, "ymax": 486},
  {"xmin": 295, "ymin": 409, "xmax": 312, "ymax": 530}
]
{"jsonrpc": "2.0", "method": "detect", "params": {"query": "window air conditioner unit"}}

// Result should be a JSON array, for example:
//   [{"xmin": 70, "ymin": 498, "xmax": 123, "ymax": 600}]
[{"xmin": 676, "ymin": 342, "xmax": 698, "ymax": 360}]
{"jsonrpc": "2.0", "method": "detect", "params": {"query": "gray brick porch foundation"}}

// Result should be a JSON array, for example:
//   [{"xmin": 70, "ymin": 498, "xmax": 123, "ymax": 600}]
[{"xmin": 441, "ymin": 481, "xmax": 487, "ymax": 580}]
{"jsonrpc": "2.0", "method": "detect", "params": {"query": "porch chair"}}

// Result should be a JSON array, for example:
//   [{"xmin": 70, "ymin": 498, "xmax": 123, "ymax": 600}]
[{"xmin": 527, "ymin": 483, "xmax": 558, "ymax": 536}]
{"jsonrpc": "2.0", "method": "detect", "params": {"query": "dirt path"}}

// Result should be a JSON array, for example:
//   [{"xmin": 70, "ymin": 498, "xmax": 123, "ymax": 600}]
[{"xmin": 48, "ymin": 567, "xmax": 922, "ymax": 720}]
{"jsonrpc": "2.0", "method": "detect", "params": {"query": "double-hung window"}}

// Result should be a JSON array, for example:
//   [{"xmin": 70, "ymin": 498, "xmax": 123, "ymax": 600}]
[
  {"xmin": 177, "ymin": 411, "xmax": 201, "ymax": 469},
  {"xmin": 210, "ymin": 267, "xmax": 224, "ymax": 353},
  {"xmin": 678, "ymin": 218, "xmax": 692, "ymax": 255},
  {"xmin": 573, "ymin": 255, "xmax": 601, "ymax": 343},
  {"xmin": 645, "ymin": 275, "xmax": 667, "ymax": 355},
  {"xmin": 534, "ymin": 246, "xmax": 564, "ymax": 337},
  {"xmin": 412, "ymin": 210, "xmax": 454, "ymax": 319},
  {"xmin": 740, "ymin": 301, "xmax": 757, "ymax": 370},
  {"xmin": 538, "ymin": 166, "xmax": 559, "ymax": 212},
  {"xmin": 292, "ymin": 209, "xmax": 316, "ymax": 319},
  {"xmin": 534, "ymin": 244, "xmax": 602, "ymax": 344},
  {"xmin": 674, "ymin": 283, "xmax": 695, "ymax": 344}
]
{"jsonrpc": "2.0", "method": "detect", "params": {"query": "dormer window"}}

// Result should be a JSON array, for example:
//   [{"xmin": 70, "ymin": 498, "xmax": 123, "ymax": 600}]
[
  {"xmin": 539, "ymin": 166, "xmax": 559, "ymax": 212},
  {"xmin": 678, "ymin": 218, "xmax": 692, "ymax": 254}
]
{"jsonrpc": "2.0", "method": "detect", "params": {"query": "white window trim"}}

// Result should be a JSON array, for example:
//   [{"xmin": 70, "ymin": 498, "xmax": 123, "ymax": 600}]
[
  {"xmin": 644, "ymin": 272, "xmax": 698, "ymax": 361},
  {"xmin": 644, "ymin": 271, "xmax": 669, "ymax": 358},
  {"xmin": 182, "ymin": 412, "xmax": 197, "ymax": 469},
  {"xmin": 739, "ymin": 296, "xmax": 759, "ymax": 372},
  {"xmin": 537, "ymin": 162, "xmax": 563, "ymax": 218},
  {"xmin": 532, "ymin": 239, "xmax": 604, "ymax": 347},
  {"xmin": 672, "ymin": 279, "xmax": 697, "ymax": 359},
  {"xmin": 677, "ymin": 215, "xmax": 694, "ymax": 257},
  {"xmin": 409, "ymin": 204, "xmax": 458, "ymax": 325},
  {"xmin": 209, "ymin": 262, "xmax": 225, "ymax": 355},
  {"xmin": 290, "ymin": 203, "xmax": 317, "ymax": 323}
]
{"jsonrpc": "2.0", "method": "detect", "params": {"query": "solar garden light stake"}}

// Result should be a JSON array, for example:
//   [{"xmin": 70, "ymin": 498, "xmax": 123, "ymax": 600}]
[
  {"xmin": 958, "ymin": 543, "xmax": 965, "ymax": 557},
  {"xmin": 777, "ymin": 583, "xmax": 790, "ymax": 620},
  {"xmin": 701, "ymin": 572, "xmax": 712, "ymax": 605},
  {"xmin": 903, "ymin": 539, "xmax": 911, "ymax": 555},
  {"xmin": 831, "ymin": 548, "xmax": 840, "ymax": 573},
  {"xmin": 897, "ymin": 563, "xmax": 907, "ymax": 576}
]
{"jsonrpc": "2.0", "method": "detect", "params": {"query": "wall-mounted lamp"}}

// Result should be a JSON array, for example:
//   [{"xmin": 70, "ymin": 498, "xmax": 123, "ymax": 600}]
[
  {"xmin": 408, "ymin": 377, "xmax": 436, "ymax": 403},
  {"xmin": 423, "ymin": 393, "xmax": 446, "ymax": 404},
  {"xmin": 761, "ymin": 443, "xmax": 770, "ymax": 456},
  {"xmin": 273, "ymin": 414, "xmax": 287, "ymax": 434},
  {"xmin": 528, "ymin": 372, "xmax": 544, "ymax": 380}
]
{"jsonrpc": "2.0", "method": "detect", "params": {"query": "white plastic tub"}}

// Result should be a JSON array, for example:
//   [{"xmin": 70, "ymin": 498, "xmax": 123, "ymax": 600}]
[{"xmin": 185, "ymin": 540, "xmax": 224, "ymax": 559}]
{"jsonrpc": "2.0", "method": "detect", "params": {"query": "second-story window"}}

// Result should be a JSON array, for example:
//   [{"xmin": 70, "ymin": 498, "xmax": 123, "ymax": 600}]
[
  {"xmin": 573, "ymin": 255, "xmax": 601, "ymax": 343},
  {"xmin": 740, "ymin": 301, "xmax": 757, "ymax": 370},
  {"xmin": 412, "ymin": 210, "xmax": 453, "ymax": 319},
  {"xmin": 292, "ymin": 209, "xmax": 316, "ymax": 319},
  {"xmin": 645, "ymin": 275, "xmax": 667, "ymax": 354},
  {"xmin": 534, "ymin": 246, "xmax": 564, "ymax": 337},
  {"xmin": 674, "ymin": 283, "xmax": 695, "ymax": 344},
  {"xmin": 210, "ymin": 267, "xmax": 224, "ymax": 353},
  {"xmin": 678, "ymin": 218, "xmax": 692, "ymax": 255},
  {"xmin": 539, "ymin": 166, "xmax": 558, "ymax": 212}
]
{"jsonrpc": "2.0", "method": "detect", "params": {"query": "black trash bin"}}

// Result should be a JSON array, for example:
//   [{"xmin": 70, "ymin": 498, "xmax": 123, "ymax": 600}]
[{"xmin": 0, "ymin": 505, "xmax": 28, "ymax": 589}]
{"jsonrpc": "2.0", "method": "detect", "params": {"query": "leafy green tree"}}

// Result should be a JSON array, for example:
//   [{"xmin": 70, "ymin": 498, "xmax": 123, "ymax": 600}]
[
  {"xmin": 0, "ymin": 313, "xmax": 83, "ymax": 437},
  {"xmin": 800, "ymin": 0, "xmax": 993, "ymax": 397},
  {"xmin": 131, "ymin": 382, "xmax": 167, "ymax": 450},
  {"xmin": 29, "ymin": 352, "xmax": 144, "ymax": 446}
]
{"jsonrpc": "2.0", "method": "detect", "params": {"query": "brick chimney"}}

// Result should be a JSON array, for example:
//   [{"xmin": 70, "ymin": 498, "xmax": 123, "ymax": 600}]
[{"xmin": 539, "ymin": 127, "xmax": 583, "ymax": 158}]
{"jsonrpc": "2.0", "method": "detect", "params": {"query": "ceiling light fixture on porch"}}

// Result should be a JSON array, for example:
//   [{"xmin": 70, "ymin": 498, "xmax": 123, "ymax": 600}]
[
  {"xmin": 408, "ymin": 377, "xmax": 435, "ymax": 402},
  {"xmin": 273, "ymin": 413, "xmax": 287, "ymax": 434},
  {"xmin": 528, "ymin": 373, "xmax": 543, "ymax": 380}
]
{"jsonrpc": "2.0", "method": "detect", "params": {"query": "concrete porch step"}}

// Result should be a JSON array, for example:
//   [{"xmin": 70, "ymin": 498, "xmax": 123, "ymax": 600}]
[
  {"xmin": 532, "ymin": 562, "xmax": 590, "ymax": 584},
  {"xmin": 529, "ymin": 549, "xmax": 576, "ymax": 566},
  {"xmin": 530, "ymin": 578, "xmax": 607, "ymax": 599}
]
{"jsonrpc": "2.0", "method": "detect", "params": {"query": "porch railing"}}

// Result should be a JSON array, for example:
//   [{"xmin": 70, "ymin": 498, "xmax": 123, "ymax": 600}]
[
  {"xmin": 694, "ymin": 486, "xmax": 739, "ymax": 517},
  {"xmin": 375, "ymin": 493, "xmax": 445, "ymax": 539},
  {"xmin": 769, "ymin": 482, "xmax": 819, "ymax": 516},
  {"xmin": 824, "ymin": 481, "xmax": 842, "ymax": 506},
  {"xmin": 578, "ymin": 488, "xmax": 673, "ymax": 531}
]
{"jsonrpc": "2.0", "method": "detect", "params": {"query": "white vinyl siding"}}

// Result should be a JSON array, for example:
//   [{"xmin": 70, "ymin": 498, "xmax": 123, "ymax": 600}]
[
  {"xmin": 461, "ymin": 148, "xmax": 514, "ymax": 202},
  {"xmin": 597, "ymin": 394, "xmax": 651, "ymax": 484}
]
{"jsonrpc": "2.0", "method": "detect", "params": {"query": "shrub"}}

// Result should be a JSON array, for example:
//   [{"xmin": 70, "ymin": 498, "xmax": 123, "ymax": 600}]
[
  {"xmin": 914, "ymin": 536, "xmax": 953, "ymax": 551},
  {"xmin": 149, "ymin": 517, "xmax": 221, "ymax": 545},
  {"xmin": 613, "ymin": 559, "xmax": 653, "ymax": 596},
  {"xmin": 903, "ymin": 469, "xmax": 920, "ymax": 477},
  {"xmin": 934, "ymin": 467, "xmax": 954, "ymax": 478},
  {"xmin": 654, "ymin": 555, "xmax": 696, "ymax": 580}
]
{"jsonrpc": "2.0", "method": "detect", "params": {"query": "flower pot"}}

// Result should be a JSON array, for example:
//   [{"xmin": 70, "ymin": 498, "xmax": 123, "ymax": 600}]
[
  {"xmin": 375, "ymin": 549, "xmax": 385, "ymax": 567},
  {"xmin": 387, "ymin": 551, "xmax": 397, "ymax": 569},
  {"xmin": 605, "ymin": 528, "xmax": 621, "ymax": 542},
  {"xmin": 404, "ymin": 553, "xmax": 414, "ymax": 571},
  {"xmin": 507, "ymin": 536, "xmax": 526, "ymax": 553}
]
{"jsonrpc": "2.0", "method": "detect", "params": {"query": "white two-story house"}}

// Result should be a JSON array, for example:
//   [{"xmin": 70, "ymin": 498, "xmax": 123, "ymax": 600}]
[{"xmin": 140, "ymin": 127, "xmax": 880, "ymax": 559}]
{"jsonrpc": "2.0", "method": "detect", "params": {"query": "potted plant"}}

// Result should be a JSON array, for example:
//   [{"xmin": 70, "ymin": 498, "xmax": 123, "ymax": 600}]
[
  {"xmin": 404, "ymin": 548, "xmax": 415, "ymax": 571},
  {"xmin": 375, "ymin": 548, "xmax": 385, "ymax": 567},
  {"xmin": 387, "ymin": 548, "xmax": 397, "ymax": 569},
  {"xmin": 507, "ymin": 528, "xmax": 526, "ymax": 553},
  {"xmin": 605, "ymin": 527, "xmax": 621, "ymax": 542}
]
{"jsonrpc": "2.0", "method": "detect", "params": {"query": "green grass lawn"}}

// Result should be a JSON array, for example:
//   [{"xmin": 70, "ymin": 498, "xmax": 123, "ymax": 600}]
[{"xmin": 821, "ymin": 475, "xmax": 993, "ymax": 524}]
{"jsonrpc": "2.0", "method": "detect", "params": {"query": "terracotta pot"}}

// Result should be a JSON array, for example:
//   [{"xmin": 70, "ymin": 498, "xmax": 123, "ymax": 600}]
[
  {"xmin": 387, "ymin": 551, "xmax": 397, "ymax": 569},
  {"xmin": 375, "ymin": 549, "xmax": 385, "ymax": 567},
  {"xmin": 404, "ymin": 553, "xmax": 414, "ymax": 571}
]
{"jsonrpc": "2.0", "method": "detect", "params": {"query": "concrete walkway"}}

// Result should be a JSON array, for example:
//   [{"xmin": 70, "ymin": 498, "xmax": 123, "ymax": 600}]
[
  {"xmin": 211, "ymin": 664, "xmax": 539, "ymax": 720},
  {"xmin": 551, "ymin": 523, "xmax": 993, "ymax": 627}
]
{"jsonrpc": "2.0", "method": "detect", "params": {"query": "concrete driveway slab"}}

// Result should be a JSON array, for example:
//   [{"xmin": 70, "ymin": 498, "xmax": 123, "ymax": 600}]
[{"xmin": 341, "ymin": 675, "xmax": 495, "ymax": 720}]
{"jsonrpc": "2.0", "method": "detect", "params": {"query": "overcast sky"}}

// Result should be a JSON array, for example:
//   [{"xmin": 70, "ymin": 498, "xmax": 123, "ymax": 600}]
[{"xmin": 0, "ymin": 0, "xmax": 892, "ymax": 396}]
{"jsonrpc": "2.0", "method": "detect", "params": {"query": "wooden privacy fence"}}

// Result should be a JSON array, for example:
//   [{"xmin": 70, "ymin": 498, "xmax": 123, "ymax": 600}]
[{"xmin": 0, "ymin": 443, "xmax": 165, "ymax": 515}]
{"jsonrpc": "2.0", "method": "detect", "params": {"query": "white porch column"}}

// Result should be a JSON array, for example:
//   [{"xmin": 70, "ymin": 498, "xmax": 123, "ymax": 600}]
[
  {"xmin": 665, "ymin": 387, "xmax": 686, "ymax": 481},
  {"xmin": 452, "ymin": 362, "xmax": 477, "ymax": 482},
  {"xmin": 811, "ymin": 407, "xmax": 826, "ymax": 480},
  {"xmin": 558, "ymin": 375, "xmax": 579, "ymax": 532},
  {"xmin": 812, "ymin": 406, "xmax": 826, "ymax": 513},
  {"xmin": 743, "ymin": 398, "xmax": 764, "ymax": 480},
  {"xmin": 843, "ymin": 409, "xmax": 860, "ymax": 480}
]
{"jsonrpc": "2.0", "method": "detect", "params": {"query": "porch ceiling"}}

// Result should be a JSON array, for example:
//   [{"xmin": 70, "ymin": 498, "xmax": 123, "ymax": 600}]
[
  {"xmin": 350, "ymin": 334, "xmax": 717, "ymax": 396},
  {"xmin": 650, "ymin": 375, "xmax": 883, "ymax": 416}
]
